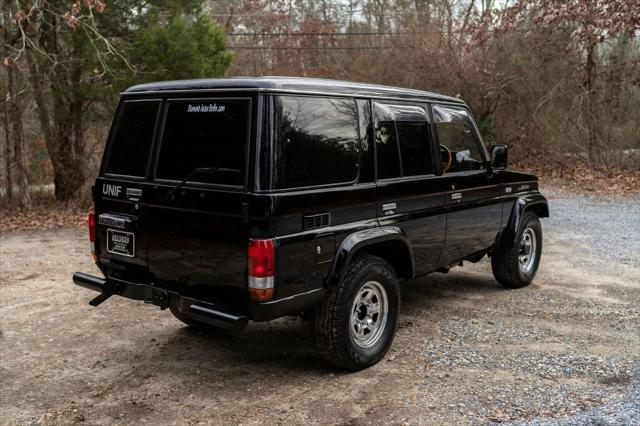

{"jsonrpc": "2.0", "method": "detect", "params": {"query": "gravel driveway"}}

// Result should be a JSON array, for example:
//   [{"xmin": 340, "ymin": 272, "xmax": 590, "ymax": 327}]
[{"xmin": 1, "ymin": 186, "xmax": 638, "ymax": 425}]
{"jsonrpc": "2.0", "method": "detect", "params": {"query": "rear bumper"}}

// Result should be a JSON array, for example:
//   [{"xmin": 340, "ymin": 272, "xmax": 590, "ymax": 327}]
[{"xmin": 72, "ymin": 272, "xmax": 326, "ymax": 326}]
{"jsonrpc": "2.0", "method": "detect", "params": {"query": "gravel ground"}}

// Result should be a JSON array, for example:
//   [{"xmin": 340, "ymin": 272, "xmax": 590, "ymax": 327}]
[
  {"xmin": 501, "ymin": 186, "xmax": 640, "ymax": 426},
  {"xmin": 0, "ymin": 185, "xmax": 638, "ymax": 425},
  {"xmin": 542, "ymin": 188, "xmax": 640, "ymax": 266}
]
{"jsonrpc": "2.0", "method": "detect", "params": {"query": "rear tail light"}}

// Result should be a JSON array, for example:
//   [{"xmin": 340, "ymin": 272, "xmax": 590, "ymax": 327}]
[
  {"xmin": 248, "ymin": 238, "xmax": 275, "ymax": 302},
  {"xmin": 88, "ymin": 209, "xmax": 97, "ymax": 262}
]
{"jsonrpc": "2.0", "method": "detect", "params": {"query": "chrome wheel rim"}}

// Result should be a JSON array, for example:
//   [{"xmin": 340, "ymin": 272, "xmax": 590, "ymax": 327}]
[
  {"xmin": 519, "ymin": 228, "xmax": 537, "ymax": 273},
  {"xmin": 350, "ymin": 281, "xmax": 388, "ymax": 348}
]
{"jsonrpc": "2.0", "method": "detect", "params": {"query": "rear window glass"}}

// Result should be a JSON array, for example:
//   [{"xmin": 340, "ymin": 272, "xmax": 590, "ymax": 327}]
[
  {"xmin": 274, "ymin": 96, "xmax": 359, "ymax": 189},
  {"xmin": 105, "ymin": 100, "xmax": 160, "ymax": 177},
  {"xmin": 374, "ymin": 103, "xmax": 433, "ymax": 179},
  {"xmin": 156, "ymin": 98, "xmax": 250, "ymax": 186}
]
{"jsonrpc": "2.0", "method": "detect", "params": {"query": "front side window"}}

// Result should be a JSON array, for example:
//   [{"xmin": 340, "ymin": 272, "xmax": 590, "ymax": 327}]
[
  {"xmin": 374, "ymin": 102, "xmax": 433, "ymax": 179},
  {"xmin": 433, "ymin": 105, "xmax": 485, "ymax": 173},
  {"xmin": 105, "ymin": 100, "xmax": 160, "ymax": 177},
  {"xmin": 155, "ymin": 98, "xmax": 250, "ymax": 186},
  {"xmin": 273, "ymin": 96, "xmax": 359, "ymax": 189}
]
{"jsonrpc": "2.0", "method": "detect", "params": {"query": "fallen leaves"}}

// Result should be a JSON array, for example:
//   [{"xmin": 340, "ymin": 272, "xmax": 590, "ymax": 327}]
[
  {"xmin": 515, "ymin": 162, "xmax": 640, "ymax": 195},
  {"xmin": 0, "ymin": 202, "xmax": 86, "ymax": 233}
]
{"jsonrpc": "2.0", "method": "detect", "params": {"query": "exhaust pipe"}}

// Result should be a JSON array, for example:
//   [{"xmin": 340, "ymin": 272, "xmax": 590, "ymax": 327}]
[{"xmin": 189, "ymin": 304, "xmax": 249, "ymax": 331}]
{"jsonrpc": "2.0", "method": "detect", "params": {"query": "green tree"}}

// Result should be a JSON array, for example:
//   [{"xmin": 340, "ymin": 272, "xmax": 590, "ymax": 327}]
[
  {"xmin": 130, "ymin": 13, "xmax": 232, "ymax": 84},
  {"xmin": 6, "ymin": 1, "xmax": 232, "ymax": 201}
]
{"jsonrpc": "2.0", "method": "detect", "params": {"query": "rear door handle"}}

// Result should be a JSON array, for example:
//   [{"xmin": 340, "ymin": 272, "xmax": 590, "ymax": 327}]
[{"xmin": 382, "ymin": 203, "xmax": 397, "ymax": 212}]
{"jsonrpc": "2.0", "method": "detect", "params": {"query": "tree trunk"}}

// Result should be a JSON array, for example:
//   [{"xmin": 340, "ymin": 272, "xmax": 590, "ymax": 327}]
[
  {"xmin": 27, "ymin": 16, "xmax": 85, "ymax": 201},
  {"xmin": 585, "ymin": 42, "xmax": 598, "ymax": 164},
  {"xmin": 1, "ymin": 100, "xmax": 12, "ymax": 205},
  {"xmin": 2, "ymin": 6, "xmax": 31, "ymax": 210},
  {"xmin": 25, "ymin": 49, "xmax": 55, "ymax": 154},
  {"xmin": 1, "ymin": 5, "xmax": 14, "ymax": 206},
  {"xmin": 5, "ymin": 59, "xmax": 32, "ymax": 210}
]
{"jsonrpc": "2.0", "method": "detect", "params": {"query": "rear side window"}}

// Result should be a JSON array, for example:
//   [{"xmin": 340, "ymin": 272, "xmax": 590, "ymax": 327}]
[
  {"xmin": 156, "ymin": 98, "xmax": 250, "ymax": 186},
  {"xmin": 374, "ymin": 103, "xmax": 433, "ymax": 179},
  {"xmin": 374, "ymin": 106, "xmax": 401, "ymax": 179},
  {"xmin": 273, "ymin": 96, "xmax": 358, "ymax": 189},
  {"xmin": 433, "ymin": 105, "xmax": 485, "ymax": 173},
  {"xmin": 105, "ymin": 100, "xmax": 160, "ymax": 177}
]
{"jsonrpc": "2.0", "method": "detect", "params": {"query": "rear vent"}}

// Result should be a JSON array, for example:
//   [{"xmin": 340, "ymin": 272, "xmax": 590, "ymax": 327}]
[{"xmin": 303, "ymin": 213, "xmax": 330, "ymax": 230}]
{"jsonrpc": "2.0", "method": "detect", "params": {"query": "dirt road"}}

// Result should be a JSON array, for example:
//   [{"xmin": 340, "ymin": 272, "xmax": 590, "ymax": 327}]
[{"xmin": 1, "ymin": 188, "xmax": 638, "ymax": 425}]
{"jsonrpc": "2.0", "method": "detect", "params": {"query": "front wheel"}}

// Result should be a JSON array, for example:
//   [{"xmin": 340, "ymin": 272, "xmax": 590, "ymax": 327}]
[
  {"xmin": 313, "ymin": 255, "xmax": 400, "ymax": 370},
  {"xmin": 491, "ymin": 211, "xmax": 543, "ymax": 288}
]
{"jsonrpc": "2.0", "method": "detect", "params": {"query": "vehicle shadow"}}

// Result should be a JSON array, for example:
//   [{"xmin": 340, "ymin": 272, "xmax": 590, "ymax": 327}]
[
  {"xmin": 139, "ymin": 269, "xmax": 505, "ymax": 379},
  {"xmin": 400, "ymin": 269, "xmax": 507, "ymax": 312}
]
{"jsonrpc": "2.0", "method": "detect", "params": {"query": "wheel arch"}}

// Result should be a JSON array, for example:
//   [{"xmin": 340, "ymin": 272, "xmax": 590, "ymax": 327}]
[
  {"xmin": 325, "ymin": 227, "xmax": 414, "ymax": 287},
  {"xmin": 500, "ymin": 192, "xmax": 548, "ymax": 247}
]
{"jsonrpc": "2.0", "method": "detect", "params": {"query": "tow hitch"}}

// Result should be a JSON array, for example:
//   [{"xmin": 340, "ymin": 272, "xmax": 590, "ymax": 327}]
[
  {"xmin": 89, "ymin": 291, "xmax": 116, "ymax": 307},
  {"xmin": 144, "ymin": 289, "xmax": 169, "ymax": 310},
  {"xmin": 73, "ymin": 272, "xmax": 170, "ymax": 309}
]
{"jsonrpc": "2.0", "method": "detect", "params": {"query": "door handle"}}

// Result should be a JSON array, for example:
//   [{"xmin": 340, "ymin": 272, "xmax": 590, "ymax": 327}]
[{"xmin": 382, "ymin": 203, "xmax": 397, "ymax": 212}]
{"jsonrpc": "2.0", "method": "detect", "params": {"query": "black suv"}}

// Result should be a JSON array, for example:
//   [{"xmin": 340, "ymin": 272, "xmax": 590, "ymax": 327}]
[{"xmin": 74, "ymin": 77, "xmax": 548, "ymax": 370}]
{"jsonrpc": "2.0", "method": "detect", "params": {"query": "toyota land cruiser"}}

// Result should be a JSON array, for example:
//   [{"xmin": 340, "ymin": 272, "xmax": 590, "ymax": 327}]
[{"xmin": 73, "ymin": 77, "xmax": 549, "ymax": 370}]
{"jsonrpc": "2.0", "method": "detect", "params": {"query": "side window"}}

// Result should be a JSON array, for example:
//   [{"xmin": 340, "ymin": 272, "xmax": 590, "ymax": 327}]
[
  {"xmin": 105, "ymin": 100, "xmax": 160, "ymax": 177},
  {"xmin": 356, "ymin": 99, "xmax": 374, "ymax": 183},
  {"xmin": 374, "ymin": 104, "xmax": 401, "ymax": 179},
  {"xmin": 374, "ymin": 102, "xmax": 433, "ymax": 179},
  {"xmin": 273, "ymin": 96, "xmax": 358, "ymax": 189},
  {"xmin": 433, "ymin": 105, "xmax": 485, "ymax": 173}
]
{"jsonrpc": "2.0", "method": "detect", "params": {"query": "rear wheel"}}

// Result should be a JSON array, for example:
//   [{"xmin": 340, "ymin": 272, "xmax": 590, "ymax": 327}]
[
  {"xmin": 492, "ymin": 212, "xmax": 543, "ymax": 288},
  {"xmin": 313, "ymin": 255, "xmax": 400, "ymax": 370}
]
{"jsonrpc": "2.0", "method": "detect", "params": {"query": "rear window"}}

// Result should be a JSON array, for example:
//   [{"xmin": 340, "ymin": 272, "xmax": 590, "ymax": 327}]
[
  {"xmin": 374, "ymin": 102, "xmax": 433, "ymax": 179},
  {"xmin": 105, "ymin": 100, "xmax": 160, "ymax": 177},
  {"xmin": 273, "ymin": 96, "xmax": 359, "ymax": 189},
  {"xmin": 155, "ymin": 98, "xmax": 250, "ymax": 186}
]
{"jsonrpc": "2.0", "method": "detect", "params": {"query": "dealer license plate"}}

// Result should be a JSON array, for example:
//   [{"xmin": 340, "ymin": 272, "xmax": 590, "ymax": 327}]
[{"xmin": 107, "ymin": 229, "xmax": 135, "ymax": 257}]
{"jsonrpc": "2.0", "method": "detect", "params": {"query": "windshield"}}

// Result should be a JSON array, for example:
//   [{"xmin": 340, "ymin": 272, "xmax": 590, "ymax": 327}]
[{"xmin": 155, "ymin": 98, "xmax": 250, "ymax": 187}]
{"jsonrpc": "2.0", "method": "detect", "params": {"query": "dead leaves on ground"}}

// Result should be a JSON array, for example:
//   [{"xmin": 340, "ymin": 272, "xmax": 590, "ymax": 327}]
[
  {"xmin": 0, "ymin": 202, "xmax": 86, "ymax": 233},
  {"xmin": 520, "ymin": 163, "xmax": 640, "ymax": 195}
]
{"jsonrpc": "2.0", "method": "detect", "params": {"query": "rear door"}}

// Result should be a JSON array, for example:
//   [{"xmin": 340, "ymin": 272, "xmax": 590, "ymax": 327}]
[
  {"xmin": 373, "ymin": 101, "xmax": 446, "ymax": 275},
  {"xmin": 95, "ymin": 98, "xmax": 161, "ymax": 278},
  {"xmin": 95, "ymin": 95, "xmax": 256, "ymax": 301},
  {"xmin": 144, "ymin": 96, "xmax": 254, "ymax": 298}
]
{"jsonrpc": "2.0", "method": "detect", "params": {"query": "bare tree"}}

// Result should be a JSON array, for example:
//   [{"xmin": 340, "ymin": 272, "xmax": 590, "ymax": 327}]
[
  {"xmin": 2, "ymin": 2, "xmax": 31, "ymax": 210},
  {"xmin": 1, "ymin": 97, "xmax": 13, "ymax": 205}
]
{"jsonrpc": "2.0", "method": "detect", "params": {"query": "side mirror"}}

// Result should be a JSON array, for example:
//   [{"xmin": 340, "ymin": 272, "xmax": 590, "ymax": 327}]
[{"xmin": 490, "ymin": 144, "xmax": 508, "ymax": 170}]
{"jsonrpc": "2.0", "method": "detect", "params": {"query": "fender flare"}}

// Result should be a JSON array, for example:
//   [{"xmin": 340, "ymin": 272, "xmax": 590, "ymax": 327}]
[
  {"xmin": 500, "ymin": 192, "xmax": 549, "ymax": 247},
  {"xmin": 325, "ymin": 226, "xmax": 415, "ymax": 287}
]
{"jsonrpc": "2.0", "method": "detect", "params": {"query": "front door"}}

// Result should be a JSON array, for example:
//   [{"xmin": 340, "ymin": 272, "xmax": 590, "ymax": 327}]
[{"xmin": 432, "ymin": 104, "xmax": 502, "ymax": 264}]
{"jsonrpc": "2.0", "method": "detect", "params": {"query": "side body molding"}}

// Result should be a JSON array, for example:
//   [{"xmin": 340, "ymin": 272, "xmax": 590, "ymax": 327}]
[
  {"xmin": 501, "ymin": 192, "xmax": 549, "ymax": 247},
  {"xmin": 325, "ymin": 226, "xmax": 415, "ymax": 287}
]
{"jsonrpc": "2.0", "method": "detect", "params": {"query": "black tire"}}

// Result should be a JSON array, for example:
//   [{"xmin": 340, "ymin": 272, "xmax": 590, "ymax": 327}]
[
  {"xmin": 313, "ymin": 255, "xmax": 400, "ymax": 371},
  {"xmin": 492, "ymin": 211, "xmax": 543, "ymax": 288}
]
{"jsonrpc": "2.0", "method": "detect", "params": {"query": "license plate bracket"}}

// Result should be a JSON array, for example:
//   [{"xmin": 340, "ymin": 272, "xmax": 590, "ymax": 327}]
[{"xmin": 107, "ymin": 229, "xmax": 135, "ymax": 257}]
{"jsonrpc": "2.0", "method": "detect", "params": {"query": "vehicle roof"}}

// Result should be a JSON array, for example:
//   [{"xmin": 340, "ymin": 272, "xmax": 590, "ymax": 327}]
[{"xmin": 123, "ymin": 76, "xmax": 464, "ymax": 104}]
